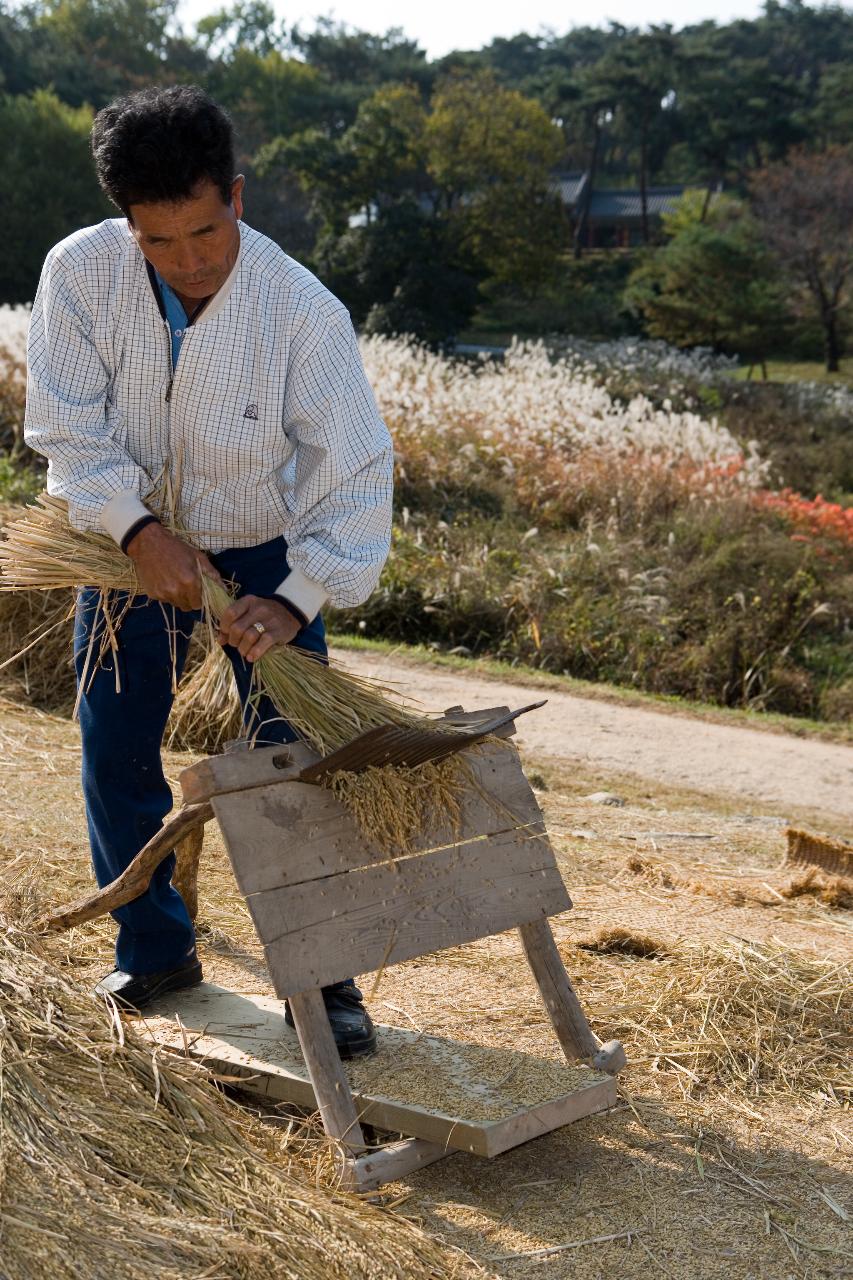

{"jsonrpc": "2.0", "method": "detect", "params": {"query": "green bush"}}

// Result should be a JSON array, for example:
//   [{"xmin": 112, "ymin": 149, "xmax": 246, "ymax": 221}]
[
  {"xmin": 474, "ymin": 253, "xmax": 639, "ymax": 340},
  {"xmin": 0, "ymin": 91, "xmax": 110, "ymax": 305},
  {"xmin": 0, "ymin": 453, "xmax": 44, "ymax": 504}
]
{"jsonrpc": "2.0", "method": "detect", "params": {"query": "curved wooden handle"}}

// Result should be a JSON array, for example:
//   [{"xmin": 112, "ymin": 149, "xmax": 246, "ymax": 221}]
[
  {"xmin": 172, "ymin": 825, "xmax": 205, "ymax": 922},
  {"xmin": 39, "ymin": 801, "xmax": 213, "ymax": 933}
]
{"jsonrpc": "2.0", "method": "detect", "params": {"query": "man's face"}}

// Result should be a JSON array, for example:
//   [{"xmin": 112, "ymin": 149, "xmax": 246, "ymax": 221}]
[{"xmin": 128, "ymin": 176, "xmax": 244, "ymax": 302}]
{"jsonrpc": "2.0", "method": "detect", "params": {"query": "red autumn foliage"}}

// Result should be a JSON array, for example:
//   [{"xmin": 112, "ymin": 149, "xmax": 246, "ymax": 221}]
[{"xmin": 753, "ymin": 488, "xmax": 853, "ymax": 548}]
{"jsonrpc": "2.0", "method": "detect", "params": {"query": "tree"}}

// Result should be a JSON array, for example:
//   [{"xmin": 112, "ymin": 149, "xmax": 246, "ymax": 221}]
[
  {"xmin": 201, "ymin": 30, "xmax": 328, "ymax": 255},
  {"xmin": 0, "ymin": 90, "xmax": 110, "ymax": 302},
  {"xmin": 315, "ymin": 204, "xmax": 480, "ymax": 345},
  {"xmin": 813, "ymin": 63, "xmax": 853, "ymax": 148},
  {"xmin": 674, "ymin": 24, "xmax": 806, "ymax": 197},
  {"xmin": 18, "ymin": 0, "xmax": 206, "ymax": 108},
  {"xmin": 424, "ymin": 70, "xmax": 566, "ymax": 289},
  {"xmin": 195, "ymin": 0, "xmax": 281, "ymax": 57},
  {"xmin": 626, "ymin": 193, "xmax": 787, "ymax": 369},
  {"xmin": 206, "ymin": 47, "xmax": 325, "ymax": 147},
  {"xmin": 342, "ymin": 82, "xmax": 428, "ymax": 214},
  {"xmin": 584, "ymin": 29, "xmax": 676, "ymax": 243},
  {"xmin": 0, "ymin": 2, "xmax": 40, "ymax": 94},
  {"xmin": 289, "ymin": 17, "xmax": 431, "ymax": 131},
  {"xmin": 751, "ymin": 146, "xmax": 853, "ymax": 372},
  {"xmin": 268, "ymin": 71, "xmax": 567, "ymax": 339}
]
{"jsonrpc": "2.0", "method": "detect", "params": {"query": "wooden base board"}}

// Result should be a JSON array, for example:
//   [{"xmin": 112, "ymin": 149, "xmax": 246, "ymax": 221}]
[{"xmin": 142, "ymin": 983, "xmax": 617, "ymax": 1159}]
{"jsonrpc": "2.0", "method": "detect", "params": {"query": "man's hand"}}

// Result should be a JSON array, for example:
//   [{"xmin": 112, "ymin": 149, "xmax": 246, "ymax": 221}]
[
  {"xmin": 217, "ymin": 595, "xmax": 301, "ymax": 663},
  {"xmin": 126, "ymin": 521, "xmax": 222, "ymax": 611}
]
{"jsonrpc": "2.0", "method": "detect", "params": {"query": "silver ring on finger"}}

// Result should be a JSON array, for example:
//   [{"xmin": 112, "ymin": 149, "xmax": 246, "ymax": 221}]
[{"xmin": 252, "ymin": 621, "xmax": 266, "ymax": 635}]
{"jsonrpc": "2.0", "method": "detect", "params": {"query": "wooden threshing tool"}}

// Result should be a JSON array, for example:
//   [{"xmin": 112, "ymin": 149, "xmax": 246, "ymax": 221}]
[{"xmin": 43, "ymin": 702, "xmax": 626, "ymax": 1190}]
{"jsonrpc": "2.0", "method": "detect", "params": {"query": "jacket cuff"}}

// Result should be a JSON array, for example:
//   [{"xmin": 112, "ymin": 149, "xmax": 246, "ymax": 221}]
[
  {"xmin": 120, "ymin": 514, "xmax": 161, "ymax": 554},
  {"xmin": 100, "ymin": 490, "xmax": 152, "ymax": 546},
  {"xmin": 261, "ymin": 594, "xmax": 308, "ymax": 628},
  {"xmin": 274, "ymin": 567, "xmax": 328, "ymax": 624}
]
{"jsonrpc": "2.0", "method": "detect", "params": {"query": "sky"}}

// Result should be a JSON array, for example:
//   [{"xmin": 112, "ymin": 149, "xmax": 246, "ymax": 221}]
[{"xmin": 176, "ymin": 0, "xmax": 790, "ymax": 58}]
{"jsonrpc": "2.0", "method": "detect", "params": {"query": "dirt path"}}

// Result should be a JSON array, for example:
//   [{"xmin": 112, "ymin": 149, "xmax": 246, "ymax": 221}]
[{"xmin": 333, "ymin": 648, "xmax": 853, "ymax": 824}]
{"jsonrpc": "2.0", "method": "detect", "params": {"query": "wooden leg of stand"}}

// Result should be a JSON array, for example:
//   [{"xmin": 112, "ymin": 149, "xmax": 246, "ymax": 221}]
[
  {"xmin": 287, "ymin": 988, "xmax": 367, "ymax": 1161},
  {"xmin": 39, "ymin": 802, "xmax": 213, "ymax": 933},
  {"xmin": 519, "ymin": 917, "xmax": 626, "ymax": 1075}
]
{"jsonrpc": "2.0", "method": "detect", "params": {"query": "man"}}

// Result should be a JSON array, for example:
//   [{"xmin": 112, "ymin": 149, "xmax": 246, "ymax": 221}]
[{"xmin": 24, "ymin": 84, "xmax": 393, "ymax": 1059}]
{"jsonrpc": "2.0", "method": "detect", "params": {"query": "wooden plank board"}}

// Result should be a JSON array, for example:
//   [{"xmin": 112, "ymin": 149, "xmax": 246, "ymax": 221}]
[
  {"xmin": 180, "ymin": 741, "xmax": 320, "ymax": 805},
  {"xmin": 211, "ymin": 740, "xmax": 549, "ymax": 895},
  {"xmin": 352, "ymin": 1138, "xmax": 449, "ymax": 1190},
  {"xmin": 142, "ymin": 984, "xmax": 617, "ymax": 1159},
  {"xmin": 255, "ymin": 838, "xmax": 570, "ymax": 994}
]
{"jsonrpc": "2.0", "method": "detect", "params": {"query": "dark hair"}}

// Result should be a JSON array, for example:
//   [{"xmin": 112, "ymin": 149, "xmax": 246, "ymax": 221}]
[{"xmin": 91, "ymin": 85, "xmax": 235, "ymax": 216}]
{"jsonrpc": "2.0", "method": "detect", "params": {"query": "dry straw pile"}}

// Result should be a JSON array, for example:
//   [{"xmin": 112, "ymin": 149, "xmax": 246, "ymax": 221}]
[
  {"xmin": 576, "ymin": 931, "xmax": 851, "ymax": 1108},
  {"xmin": 0, "ymin": 910, "xmax": 477, "ymax": 1280},
  {"xmin": 0, "ymin": 494, "xmax": 468, "ymax": 852},
  {"xmin": 0, "ymin": 585, "xmax": 74, "ymax": 708},
  {"xmin": 0, "ymin": 501, "xmax": 76, "ymax": 705}
]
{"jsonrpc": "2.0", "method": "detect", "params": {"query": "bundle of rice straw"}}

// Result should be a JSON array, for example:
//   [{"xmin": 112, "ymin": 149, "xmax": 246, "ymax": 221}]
[
  {"xmin": 0, "ymin": 911, "xmax": 478, "ymax": 1280},
  {"xmin": 0, "ymin": 494, "xmax": 468, "ymax": 853},
  {"xmin": 166, "ymin": 632, "xmax": 243, "ymax": 753}
]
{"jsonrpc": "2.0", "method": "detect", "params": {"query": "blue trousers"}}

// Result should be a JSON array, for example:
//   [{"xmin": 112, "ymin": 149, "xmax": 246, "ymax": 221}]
[{"xmin": 73, "ymin": 535, "xmax": 327, "ymax": 975}]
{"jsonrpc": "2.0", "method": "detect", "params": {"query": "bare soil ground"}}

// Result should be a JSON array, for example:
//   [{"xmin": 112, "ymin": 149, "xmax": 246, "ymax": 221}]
[
  {"xmin": 333, "ymin": 647, "xmax": 853, "ymax": 831},
  {"xmin": 1, "ymin": 659, "xmax": 851, "ymax": 1280}
]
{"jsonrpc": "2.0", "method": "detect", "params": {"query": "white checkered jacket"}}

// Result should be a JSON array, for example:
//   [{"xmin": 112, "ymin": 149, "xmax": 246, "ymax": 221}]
[{"xmin": 24, "ymin": 218, "xmax": 394, "ymax": 619}]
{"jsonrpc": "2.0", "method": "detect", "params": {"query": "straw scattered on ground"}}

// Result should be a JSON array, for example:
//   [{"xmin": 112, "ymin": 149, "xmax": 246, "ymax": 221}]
[
  {"xmin": 576, "ymin": 925, "xmax": 669, "ymax": 959},
  {"xmin": 779, "ymin": 867, "xmax": 853, "ymax": 909},
  {"xmin": 0, "ymin": 905, "xmax": 479, "ymax": 1280},
  {"xmin": 564, "ymin": 935, "xmax": 852, "ymax": 1107},
  {"xmin": 1, "ymin": 695, "xmax": 851, "ymax": 1280}
]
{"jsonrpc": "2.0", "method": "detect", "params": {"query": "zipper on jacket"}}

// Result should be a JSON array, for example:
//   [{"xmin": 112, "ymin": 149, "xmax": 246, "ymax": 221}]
[
  {"xmin": 147, "ymin": 261, "xmax": 176, "ymax": 405},
  {"xmin": 146, "ymin": 259, "xmax": 209, "ymax": 408},
  {"xmin": 163, "ymin": 319, "xmax": 193, "ymax": 404}
]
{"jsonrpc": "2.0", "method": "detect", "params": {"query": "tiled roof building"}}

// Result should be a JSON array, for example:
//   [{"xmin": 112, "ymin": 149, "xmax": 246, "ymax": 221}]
[{"xmin": 554, "ymin": 171, "xmax": 690, "ymax": 248}]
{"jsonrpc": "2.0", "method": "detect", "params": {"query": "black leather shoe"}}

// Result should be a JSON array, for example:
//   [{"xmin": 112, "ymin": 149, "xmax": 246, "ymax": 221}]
[
  {"xmin": 94, "ymin": 956, "xmax": 203, "ymax": 1010},
  {"xmin": 286, "ymin": 982, "xmax": 377, "ymax": 1059}
]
